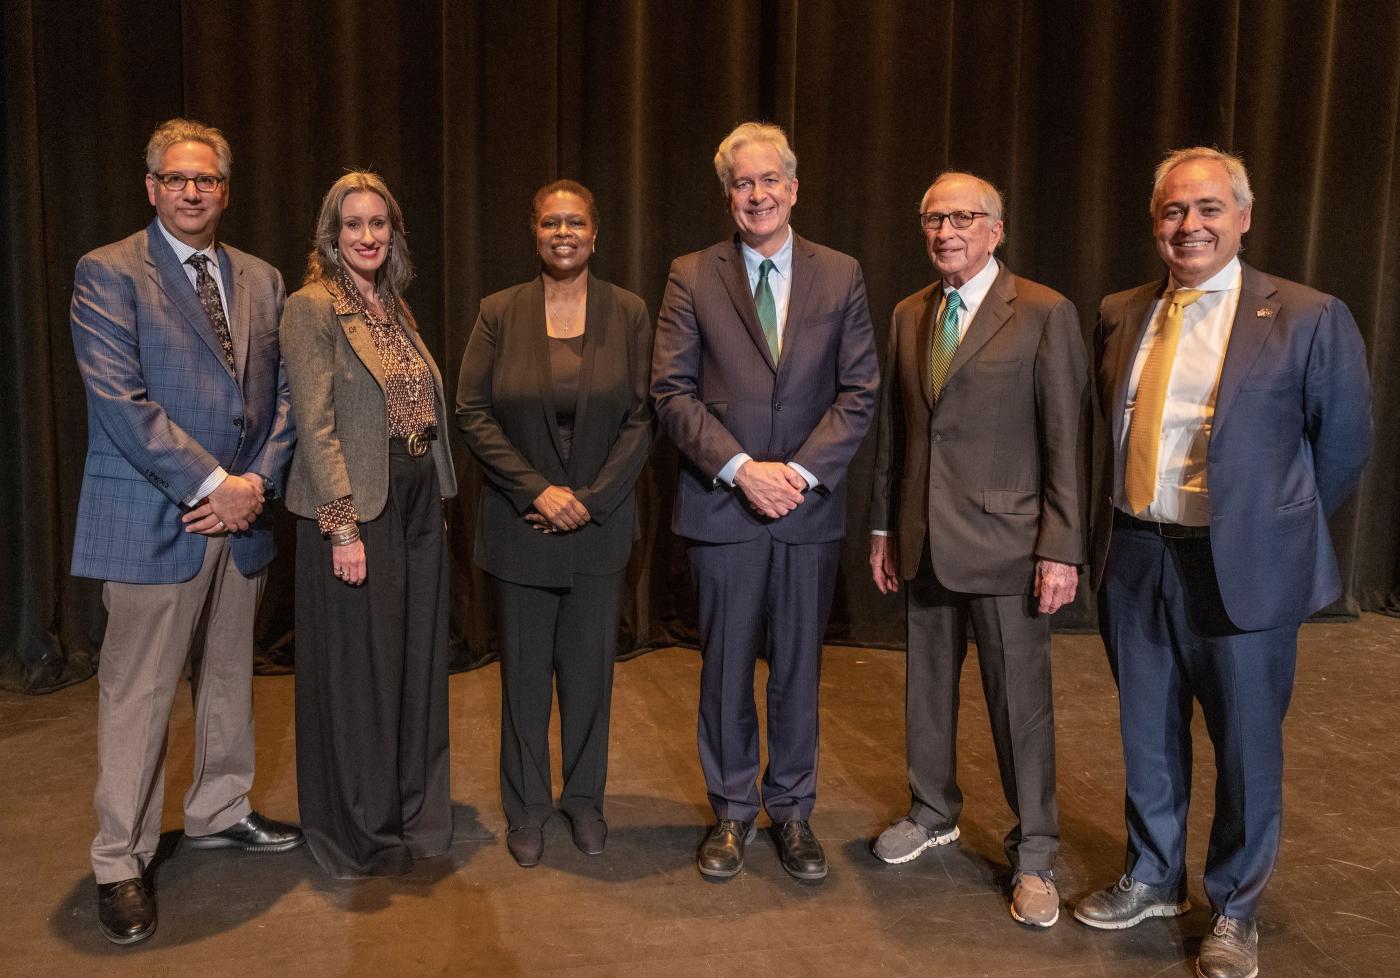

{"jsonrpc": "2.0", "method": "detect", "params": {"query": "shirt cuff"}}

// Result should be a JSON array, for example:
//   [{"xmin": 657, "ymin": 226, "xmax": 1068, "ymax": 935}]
[
  {"xmin": 184, "ymin": 466, "xmax": 228, "ymax": 507},
  {"xmin": 787, "ymin": 462, "xmax": 818, "ymax": 490},
  {"xmin": 316, "ymin": 496, "xmax": 360, "ymax": 535},
  {"xmin": 870, "ymin": 529, "xmax": 891, "ymax": 537},
  {"xmin": 716, "ymin": 453, "xmax": 752, "ymax": 487}
]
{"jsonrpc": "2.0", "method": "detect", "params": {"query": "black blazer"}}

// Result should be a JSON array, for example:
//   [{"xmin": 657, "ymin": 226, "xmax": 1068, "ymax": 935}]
[{"xmin": 456, "ymin": 273, "xmax": 654, "ymax": 587}]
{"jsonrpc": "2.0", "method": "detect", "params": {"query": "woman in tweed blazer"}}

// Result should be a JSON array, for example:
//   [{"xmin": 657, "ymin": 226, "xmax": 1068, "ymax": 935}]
[{"xmin": 281, "ymin": 171, "xmax": 457, "ymax": 878}]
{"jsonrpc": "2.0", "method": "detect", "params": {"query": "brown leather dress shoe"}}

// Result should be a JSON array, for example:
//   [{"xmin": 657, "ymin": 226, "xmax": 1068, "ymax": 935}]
[
  {"xmin": 183, "ymin": 811, "xmax": 305, "ymax": 852},
  {"xmin": 567, "ymin": 815, "xmax": 607, "ymax": 856},
  {"xmin": 507, "ymin": 825, "xmax": 545, "ymax": 867},
  {"xmin": 697, "ymin": 819, "xmax": 755, "ymax": 878},
  {"xmin": 774, "ymin": 819, "xmax": 827, "ymax": 881},
  {"xmin": 97, "ymin": 878, "xmax": 156, "ymax": 945}
]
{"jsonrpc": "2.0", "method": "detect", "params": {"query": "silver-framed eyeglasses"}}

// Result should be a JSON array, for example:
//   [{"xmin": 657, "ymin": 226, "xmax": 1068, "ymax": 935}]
[
  {"xmin": 150, "ymin": 172, "xmax": 225, "ymax": 193},
  {"xmin": 919, "ymin": 210, "xmax": 989, "ymax": 231}
]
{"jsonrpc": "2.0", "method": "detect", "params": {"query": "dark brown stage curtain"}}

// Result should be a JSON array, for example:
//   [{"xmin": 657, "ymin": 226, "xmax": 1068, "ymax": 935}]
[{"xmin": 4, "ymin": 0, "xmax": 1398, "ymax": 692}]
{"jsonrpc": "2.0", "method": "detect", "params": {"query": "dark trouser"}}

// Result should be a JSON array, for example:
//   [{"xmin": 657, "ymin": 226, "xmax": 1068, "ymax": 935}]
[
  {"xmin": 905, "ymin": 547, "xmax": 1058, "ymax": 872},
  {"xmin": 1099, "ymin": 523, "xmax": 1297, "ymax": 919},
  {"xmin": 294, "ymin": 447, "xmax": 451, "ymax": 878},
  {"xmin": 492, "ymin": 568, "xmax": 624, "ymax": 828},
  {"xmin": 688, "ymin": 535, "xmax": 839, "ymax": 823}
]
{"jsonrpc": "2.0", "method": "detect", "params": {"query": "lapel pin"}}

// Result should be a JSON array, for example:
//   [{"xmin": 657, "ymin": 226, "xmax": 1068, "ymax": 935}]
[{"xmin": 1256, "ymin": 308, "xmax": 1273, "ymax": 318}]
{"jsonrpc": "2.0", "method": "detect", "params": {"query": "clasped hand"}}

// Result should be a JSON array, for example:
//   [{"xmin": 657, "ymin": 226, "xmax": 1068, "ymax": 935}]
[
  {"xmin": 734, "ymin": 460, "xmax": 806, "ymax": 520},
  {"xmin": 182, "ymin": 473, "xmax": 264, "ymax": 535},
  {"xmin": 529, "ymin": 485, "xmax": 591, "ymax": 533}
]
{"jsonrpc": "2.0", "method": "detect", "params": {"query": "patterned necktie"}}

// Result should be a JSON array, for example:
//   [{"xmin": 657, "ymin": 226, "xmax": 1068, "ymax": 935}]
[
  {"xmin": 755, "ymin": 258, "xmax": 780, "ymax": 361},
  {"xmin": 186, "ymin": 253, "xmax": 236, "ymax": 373},
  {"xmin": 929, "ymin": 289, "xmax": 963, "ymax": 401},
  {"xmin": 1123, "ymin": 288, "xmax": 1206, "ymax": 512}
]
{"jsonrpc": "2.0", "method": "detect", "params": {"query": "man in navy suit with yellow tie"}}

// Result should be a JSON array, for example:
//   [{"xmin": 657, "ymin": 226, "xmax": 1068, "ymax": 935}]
[
  {"xmin": 70, "ymin": 118, "xmax": 301, "ymax": 946},
  {"xmin": 652, "ymin": 121, "xmax": 878, "ymax": 882},
  {"xmin": 1074, "ymin": 148, "xmax": 1371, "ymax": 978}
]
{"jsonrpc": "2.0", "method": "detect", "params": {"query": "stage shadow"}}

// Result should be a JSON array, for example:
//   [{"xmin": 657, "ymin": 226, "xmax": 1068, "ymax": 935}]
[{"xmin": 51, "ymin": 828, "xmax": 307, "ymax": 954}]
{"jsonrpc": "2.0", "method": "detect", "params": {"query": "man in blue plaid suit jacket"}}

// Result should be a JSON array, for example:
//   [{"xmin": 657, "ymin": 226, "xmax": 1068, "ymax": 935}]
[{"xmin": 70, "ymin": 119, "xmax": 301, "ymax": 946}]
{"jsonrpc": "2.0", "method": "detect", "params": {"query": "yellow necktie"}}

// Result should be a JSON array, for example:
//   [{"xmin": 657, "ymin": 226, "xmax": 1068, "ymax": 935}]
[{"xmin": 1124, "ymin": 288, "xmax": 1205, "ymax": 513}]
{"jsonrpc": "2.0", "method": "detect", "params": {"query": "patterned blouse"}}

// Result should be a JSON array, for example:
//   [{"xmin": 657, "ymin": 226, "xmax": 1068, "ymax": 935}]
[{"xmin": 316, "ymin": 269, "xmax": 436, "ymax": 535}]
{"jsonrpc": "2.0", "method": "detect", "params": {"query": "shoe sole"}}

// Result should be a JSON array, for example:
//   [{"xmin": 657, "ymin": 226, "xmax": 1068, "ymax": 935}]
[
  {"xmin": 697, "ymin": 824, "xmax": 757, "ymax": 879},
  {"xmin": 99, "ymin": 919, "xmax": 156, "ymax": 946},
  {"xmin": 1010, "ymin": 903, "xmax": 1060, "ymax": 928},
  {"xmin": 1073, "ymin": 899, "xmax": 1191, "ymax": 930},
  {"xmin": 872, "ymin": 824, "xmax": 961, "ymax": 865},
  {"xmin": 1195, "ymin": 961, "xmax": 1256, "ymax": 978},
  {"xmin": 183, "ymin": 836, "xmax": 306, "ymax": 853}
]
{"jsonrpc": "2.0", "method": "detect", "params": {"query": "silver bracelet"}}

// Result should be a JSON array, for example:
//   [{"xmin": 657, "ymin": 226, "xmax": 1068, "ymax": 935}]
[{"xmin": 328, "ymin": 524, "xmax": 360, "ymax": 547}]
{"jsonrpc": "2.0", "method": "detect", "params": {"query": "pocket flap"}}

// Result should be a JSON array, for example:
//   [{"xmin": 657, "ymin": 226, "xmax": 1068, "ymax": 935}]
[{"xmin": 983, "ymin": 489, "xmax": 1038, "ymax": 514}]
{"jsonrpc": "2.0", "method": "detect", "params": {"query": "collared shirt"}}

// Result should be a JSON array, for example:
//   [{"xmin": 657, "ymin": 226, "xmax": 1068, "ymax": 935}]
[
  {"xmin": 156, "ymin": 219, "xmax": 232, "ymax": 505},
  {"xmin": 1115, "ymin": 256, "xmax": 1243, "ymax": 526},
  {"xmin": 871, "ymin": 257, "xmax": 1002, "ymax": 538},
  {"xmin": 937, "ymin": 254, "xmax": 1000, "ymax": 342},
  {"xmin": 739, "ymin": 226, "xmax": 795, "ymax": 352},
  {"xmin": 719, "ymin": 227, "xmax": 817, "ymax": 489}
]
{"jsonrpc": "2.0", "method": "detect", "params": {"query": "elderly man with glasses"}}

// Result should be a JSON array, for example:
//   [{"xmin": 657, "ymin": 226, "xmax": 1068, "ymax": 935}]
[{"xmin": 867, "ymin": 171, "xmax": 1089, "ymax": 927}]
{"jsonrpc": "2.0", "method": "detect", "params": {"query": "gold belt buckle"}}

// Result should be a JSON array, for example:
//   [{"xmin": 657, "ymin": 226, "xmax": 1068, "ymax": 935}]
[{"xmin": 406, "ymin": 431, "xmax": 430, "ymax": 457}]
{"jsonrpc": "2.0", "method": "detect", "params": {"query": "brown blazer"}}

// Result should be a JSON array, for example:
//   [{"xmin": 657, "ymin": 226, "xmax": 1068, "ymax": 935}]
[
  {"xmin": 869, "ymin": 262, "xmax": 1089, "ymax": 594},
  {"xmin": 280, "ymin": 277, "xmax": 456, "ymax": 522},
  {"xmin": 456, "ymin": 273, "xmax": 654, "ymax": 588}
]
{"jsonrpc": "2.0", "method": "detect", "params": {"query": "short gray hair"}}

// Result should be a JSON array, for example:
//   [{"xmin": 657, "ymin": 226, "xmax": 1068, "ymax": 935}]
[
  {"xmin": 919, "ymin": 171, "xmax": 1005, "ymax": 224},
  {"xmin": 145, "ymin": 118, "xmax": 232, "ymax": 179},
  {"xmin": 714, "ymin": 121, "xmax": 797, "ymax": 195},
  {"xmin": 1151, "ymin": 147, "xmax": 1253, "ymax": 214},
  {"xmin": 305, "ymin": 170, "xmax": 415, "ymax": 300}
]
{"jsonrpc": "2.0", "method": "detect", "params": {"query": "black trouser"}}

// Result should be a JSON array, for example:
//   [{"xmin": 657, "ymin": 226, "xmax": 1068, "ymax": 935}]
[
  {"xmin": 294, "ymin": 446, "xmax": 451, "ymax": 878},
  {"xmin": 492, "ymin": 568, "xmax": 624, "ymax": 827}
]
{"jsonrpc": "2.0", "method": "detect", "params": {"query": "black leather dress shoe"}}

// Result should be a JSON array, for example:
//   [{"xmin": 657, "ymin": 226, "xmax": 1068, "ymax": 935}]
[
  {"xmin": 697, "ymin": 819, "xmax": 756, "ymax": 879},
  {"xmin": 774, "ymin": 819, "xmax": 827, "ymax": 880},
  {"xmin": 97, "ymin": 878, "xmax": 156, "ymax": 945},
  {"xmin": 506, "ymin": 825, "xmax": 545, "ymax": 867},
  {"xmin": 183, "ymin": 811, "xmax": 305, "ymax": 852},
  {"xmin": 567, "ymin": 815, "xmax": 607, "ymax": 855}
]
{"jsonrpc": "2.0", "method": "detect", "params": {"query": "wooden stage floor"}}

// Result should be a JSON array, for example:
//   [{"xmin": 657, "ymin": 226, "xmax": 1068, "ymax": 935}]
[{"xmin": 2, "ymin": 615, "xmax": 1398, "ymax": 977}]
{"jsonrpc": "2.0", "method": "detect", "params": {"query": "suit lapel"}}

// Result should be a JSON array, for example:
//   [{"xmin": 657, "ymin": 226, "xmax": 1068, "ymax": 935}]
[
  {"xmin": 1109, "ymin": 280, "xmax": 1164, "ymax": 448},
  {"xmin": 568, "ymin": 274, "xmax": 607, "ymax": 479},
  {"xmin": 913, "ymin": 285, "xmax": 939, "ymax": 410},
  {"xmin": 526, "ymin": 277, "xmax": 568, "ymax": 467},
  {"xmin": 780, "ymin": 234, "xmax": 817, "ymax": 371},
  {"xmin": 943, "ymin": 264, "xmax": 1015, "ymax": 385},
  {"xmin": 220, "ymin": 246, "xmax": 251, "ymax": 383},
  {"xmin": 324, "ymin": 278, "xmax": 387, "ymax": 389},
  {"xmin": 145, "ymin": 222, "xmax": 235, "ymax": 380},
  {"xmin": 716, "ymin": 236, "xmax": 776, "ymax": 372},
  {"xmin": 1212, "ymin": 263, "xmax": 1280, "ymax": 439}
]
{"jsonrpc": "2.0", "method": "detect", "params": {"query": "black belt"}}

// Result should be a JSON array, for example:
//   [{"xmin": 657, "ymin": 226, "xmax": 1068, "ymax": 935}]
[
  {"xmin": 1114, "ymin": 510, "xmax": 1210, "ymax": 540},
  {"xmin": 390, "ymin": 425, "xmax": 437, "ymax": 457}
]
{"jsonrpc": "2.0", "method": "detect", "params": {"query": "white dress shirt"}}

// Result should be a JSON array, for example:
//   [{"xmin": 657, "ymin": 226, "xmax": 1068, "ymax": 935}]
[
  {"xmin": 155, "ymin": 219, "xmax": 231, "ymax": 504},
  {"xmin": 718, "ymin": 227, "xmax": 818, "ymax": 489},
  {"xmin": 1115, "ymin": 257, "xmax": 1243, "ymax": 526}
]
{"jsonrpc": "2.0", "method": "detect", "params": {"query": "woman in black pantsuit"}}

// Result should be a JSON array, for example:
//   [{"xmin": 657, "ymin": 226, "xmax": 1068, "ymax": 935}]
[
  {"xmin": 281, "ymin": 171, "xmax": 457, "ymax": 878},
  {"xmin": 456, "ymin": 180, "xmax": 653, "ymax": 867}
]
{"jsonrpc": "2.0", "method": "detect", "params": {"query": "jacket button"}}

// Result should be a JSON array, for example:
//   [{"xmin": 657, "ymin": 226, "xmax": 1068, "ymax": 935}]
[
  {"xmin": 774, "ymin": 402, "xmax": 783, "ymax": 412},
  {"xmin": 233, "ymin": 417, "xmax": 244, "ymax": 427},
  {"xmin": 932, "ymin": 434, "xmax": 942, "ymax": 443}
]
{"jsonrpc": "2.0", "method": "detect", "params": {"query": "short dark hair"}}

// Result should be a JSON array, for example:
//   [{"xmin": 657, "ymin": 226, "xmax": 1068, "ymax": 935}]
[{"xmin": 531, "ymin": 179, "xmax": 599, "ymax": 228}]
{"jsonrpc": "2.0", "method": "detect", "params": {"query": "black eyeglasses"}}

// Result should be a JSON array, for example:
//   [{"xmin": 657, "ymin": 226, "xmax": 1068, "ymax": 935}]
[
  {"xmin": 150, "ymin": 172, "xmax": 225, "ymax": 193},
  {"xmin": 919, "ymin": 210, "xmax": 989, "ymax": 231}
]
